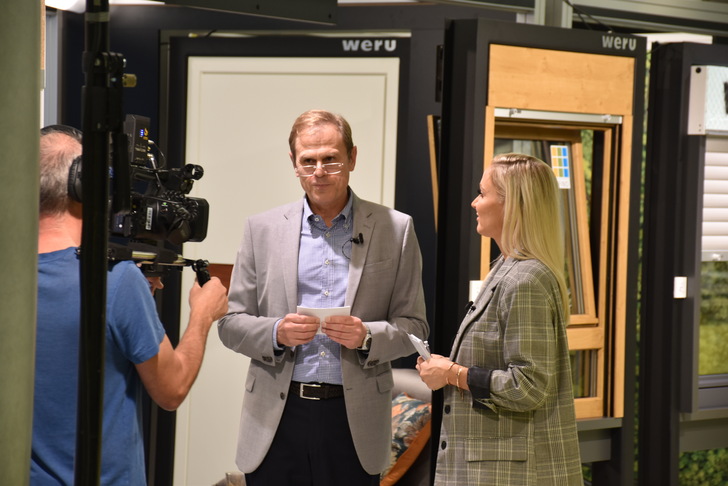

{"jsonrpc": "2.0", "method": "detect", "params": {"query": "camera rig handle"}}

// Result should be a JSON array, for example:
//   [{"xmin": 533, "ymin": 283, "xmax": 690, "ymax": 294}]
[
  {"xmin": 106, "ymin": 242, "xmax": 211, "ymax": 285},
  {"xmin": 191, "ymin": 259, "xmax": 211, "ymax": 286}
]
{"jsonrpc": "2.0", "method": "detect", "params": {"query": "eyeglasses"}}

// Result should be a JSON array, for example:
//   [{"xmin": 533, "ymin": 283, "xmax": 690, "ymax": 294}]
[{"xmin": 295, "ymin": 162, "xmax": 345, "ymax": 177}]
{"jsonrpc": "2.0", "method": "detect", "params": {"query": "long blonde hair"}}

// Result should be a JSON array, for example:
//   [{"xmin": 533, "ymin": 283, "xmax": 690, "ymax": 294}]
[{"xmin": 488, "ymin": 153, "xmax": 570, "ymax": 315}]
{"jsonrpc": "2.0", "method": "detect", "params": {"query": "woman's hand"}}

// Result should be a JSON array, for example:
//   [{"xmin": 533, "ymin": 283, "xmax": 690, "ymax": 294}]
[{"xmin": 416, "ymin": 354, "xmax": 454, "ymax": 390}]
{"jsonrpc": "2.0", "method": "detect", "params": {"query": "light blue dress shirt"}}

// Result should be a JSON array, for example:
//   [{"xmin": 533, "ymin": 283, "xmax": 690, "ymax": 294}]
[{"xmin": 290, "ymin": 195, "xmax": 354, "ymax": 384}]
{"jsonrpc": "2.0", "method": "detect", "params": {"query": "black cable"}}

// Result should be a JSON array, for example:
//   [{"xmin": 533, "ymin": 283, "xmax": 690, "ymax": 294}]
[{"xmin": 563, "ymin": 0, "xmax": 615, "ymax": 33}]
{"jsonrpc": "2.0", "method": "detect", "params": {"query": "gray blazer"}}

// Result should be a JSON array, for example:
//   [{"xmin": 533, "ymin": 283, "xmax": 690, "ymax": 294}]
[
  {"xmin": 218, "ymin": 192, "xmax": 429, "ymax": 475},
  {"xmin": 435, "ymin": 257, "xmax": 582, "ymax": 485}
]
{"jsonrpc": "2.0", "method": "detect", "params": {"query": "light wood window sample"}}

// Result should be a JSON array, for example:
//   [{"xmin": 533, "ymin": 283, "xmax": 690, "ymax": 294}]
[{"xmin": 483, "ymin": 45, "xmax": 636, "ymax": 420}]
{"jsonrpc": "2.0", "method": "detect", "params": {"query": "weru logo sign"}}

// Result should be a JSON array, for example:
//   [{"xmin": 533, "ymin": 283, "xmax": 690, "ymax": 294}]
[{"xmin": 341, "ymin": 39, "xmax": 398, "ymax": 52}]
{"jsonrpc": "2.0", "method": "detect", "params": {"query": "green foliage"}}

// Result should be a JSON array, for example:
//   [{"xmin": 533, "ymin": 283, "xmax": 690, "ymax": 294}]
[
  {"xmin": 679, "ymin": 448, "xmax": 728, "ymax": 485},
  {"xmin": 700, "ymin": 261, "xmax": 728, "ymax": 375},
  {"xmin": 582, "ymin": 464, "xmax": 593, "ymax": 483}
]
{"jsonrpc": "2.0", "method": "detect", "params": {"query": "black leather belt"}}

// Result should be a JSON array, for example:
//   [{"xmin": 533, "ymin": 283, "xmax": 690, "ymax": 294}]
[{"xmin": 290, "ymin": 381, "xmax": 344, "ymax": 400}]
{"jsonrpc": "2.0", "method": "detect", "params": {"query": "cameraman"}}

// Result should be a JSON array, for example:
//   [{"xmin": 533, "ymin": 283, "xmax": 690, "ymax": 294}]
[{"xmin": 31, "ymin": 126, "xmax": 228, "ymax": 485}]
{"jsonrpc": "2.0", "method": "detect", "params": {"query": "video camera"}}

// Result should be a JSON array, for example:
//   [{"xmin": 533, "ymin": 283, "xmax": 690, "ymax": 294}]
[
  {"xmin": 111, "ymin": 114, "xmax": 209, "ymax": 246},
  {"xmin": 107, "ymin": 114, "xmax": 211, "ymax": 282}
]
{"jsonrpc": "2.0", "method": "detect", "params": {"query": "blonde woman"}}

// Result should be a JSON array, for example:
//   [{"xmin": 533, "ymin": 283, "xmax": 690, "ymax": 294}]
[{"xmin": 417, "ymin": 153, "xmax": 582, "ymax": 485}]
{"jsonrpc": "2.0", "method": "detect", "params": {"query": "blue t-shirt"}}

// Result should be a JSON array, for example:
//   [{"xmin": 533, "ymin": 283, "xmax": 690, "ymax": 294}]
[{"xmin": 31, "ymin": 247, "xmax": 166, "ymax": 485}]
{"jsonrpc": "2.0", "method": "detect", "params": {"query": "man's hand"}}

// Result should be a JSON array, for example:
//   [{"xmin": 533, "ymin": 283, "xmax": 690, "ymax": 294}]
[
  {"xmin": 322, "ymin": 315, "xmax": 367, "ymax": 350},
  {"xmin": 146, "ymin": 276, "xmax": 164, "ymax": 295},
  {"xmin": 188, "ymin": 276, "xmax": 228, "ymax": 323},
  {"xmin": 277, "ymin": 314, "xmax": 320, "ymax": 347}
]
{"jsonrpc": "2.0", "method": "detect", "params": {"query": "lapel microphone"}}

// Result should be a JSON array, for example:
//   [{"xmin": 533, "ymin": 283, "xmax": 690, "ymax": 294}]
[
  {"xmin": 464, "ymin": 300, "xmax": 476, "ymax": 314},
  {"xmin": 350, "ymin": 233, "xmax": 364, "ymax": 245}
]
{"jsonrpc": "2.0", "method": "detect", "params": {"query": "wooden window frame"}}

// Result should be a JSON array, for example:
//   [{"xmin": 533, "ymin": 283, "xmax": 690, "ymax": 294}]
[
  {"xmin": 484, "ymin": 115, "xmax": 611, "ymax": 418},
  {"xmin": 482, "ymin": 44, "xmax": 636, "ymax": 420}
]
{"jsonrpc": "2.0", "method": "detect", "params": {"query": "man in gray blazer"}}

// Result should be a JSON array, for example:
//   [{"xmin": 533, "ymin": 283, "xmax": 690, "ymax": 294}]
[{"xmin": 218, "ymin": 109, "xmax": 428, "ymax": 485}]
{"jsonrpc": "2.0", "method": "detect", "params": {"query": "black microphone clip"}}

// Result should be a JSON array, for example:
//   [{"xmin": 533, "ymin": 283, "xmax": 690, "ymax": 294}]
[
  {"xmin": 351, "ymin": 232, "xmax": 364, "ymax": 245},
  {"xmin": 464, "ymin": 300, "xmax": 476, "ymax": 314}
]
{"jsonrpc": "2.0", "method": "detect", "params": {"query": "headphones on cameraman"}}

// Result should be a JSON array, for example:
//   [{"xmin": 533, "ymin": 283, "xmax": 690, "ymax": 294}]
[
  {"xmin": 68, "ymin": 155, "xmax": 83, "ymax": 203},
  {"xmin": 40, "ymin": 124, "xmax": 84, "ymax": 203}
]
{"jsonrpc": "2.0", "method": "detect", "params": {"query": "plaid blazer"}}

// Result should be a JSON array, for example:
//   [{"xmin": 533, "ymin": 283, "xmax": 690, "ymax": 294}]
[{"xmin": 435, "ymin": 257, "xmax": 582, "ymax": 486}]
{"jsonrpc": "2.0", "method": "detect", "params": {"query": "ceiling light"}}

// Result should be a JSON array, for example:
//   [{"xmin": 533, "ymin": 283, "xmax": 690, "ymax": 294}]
[
  {"xmin": 45, "ymin": 0, "xmax": 85, "ymax": 13},
  {"xmin": 45, "ymin": 0, "xmax": 163, "ymax": 13}
]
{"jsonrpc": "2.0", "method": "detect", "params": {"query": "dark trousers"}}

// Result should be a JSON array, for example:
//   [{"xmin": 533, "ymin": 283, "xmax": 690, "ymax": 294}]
[{"xmin": 245, "ymin": 392, "xmax": 380, "ymax": 486}]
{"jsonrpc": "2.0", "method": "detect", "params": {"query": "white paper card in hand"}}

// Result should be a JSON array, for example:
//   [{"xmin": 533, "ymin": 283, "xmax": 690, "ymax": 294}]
[
  {"xmin": 297, "ymin": 306, "xmax": 351, "ymax": 335},
  {"xmin": 408, "ymin": 333, "xmax": 431, "ymax": 360}
]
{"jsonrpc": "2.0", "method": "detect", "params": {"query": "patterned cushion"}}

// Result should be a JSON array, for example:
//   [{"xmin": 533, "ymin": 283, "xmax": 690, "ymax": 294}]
[{"xmin": 380, "ymin": 392, "xmax": 432, "ymax": 486}]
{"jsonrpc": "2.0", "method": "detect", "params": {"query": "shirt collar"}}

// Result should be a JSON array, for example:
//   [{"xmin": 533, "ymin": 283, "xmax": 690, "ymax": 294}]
[{"xmin": 302, "ymin": 190, "xmax": 354, "ymax": 226}]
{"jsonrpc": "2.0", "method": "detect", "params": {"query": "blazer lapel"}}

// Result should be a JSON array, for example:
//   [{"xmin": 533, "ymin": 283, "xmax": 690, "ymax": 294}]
[
  {"xmin": 450, "ymin": 256, "xmax": 518, "ymax": 359},
  {"xmin": 345, "ymin": 193, "xmax": 373, "ymax": 308},
  {"xmin": 281, "ymin": 200, "xmax": 304, "ymax": 312}
]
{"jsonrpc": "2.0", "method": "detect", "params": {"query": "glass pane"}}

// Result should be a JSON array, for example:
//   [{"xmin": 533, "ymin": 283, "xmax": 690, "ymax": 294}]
[
  {"xmin": 699, "ymin": 260, "xmax": 728, "ymax": 375},
  {"xmin": 494, "ymin": 138, "xmax": 586, "ymax": 316},
  {"xmin": 580, "ymin": 130, "xmax": 594, "ymax": 221},
  {"xmin": 570, "ymin": 350, "xmax": 597, "ymax": 398},
  {"xmin": 549, "ymin": 143, "xmax": 586, "ymax": 315}
]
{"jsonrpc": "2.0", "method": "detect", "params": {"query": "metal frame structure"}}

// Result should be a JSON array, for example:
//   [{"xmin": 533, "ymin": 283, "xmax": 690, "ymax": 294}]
[{"xmin": 643, "ymin": 41, "xmax": 728, "ymax": 486}]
